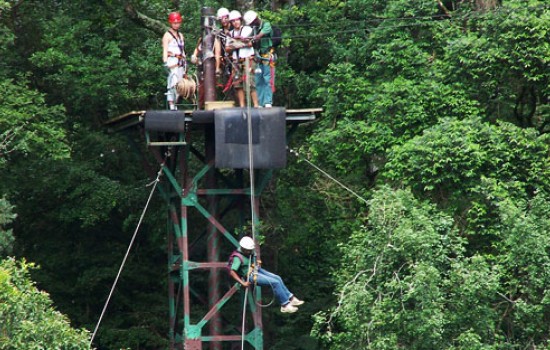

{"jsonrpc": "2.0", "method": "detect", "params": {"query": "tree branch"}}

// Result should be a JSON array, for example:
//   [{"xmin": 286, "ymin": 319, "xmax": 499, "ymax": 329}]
[
  {"xmin": 436, "ymin": 0, "xmax": 452, "ymax": 17},
  {"xmin": 124, "ymin": 3, "xmax": 166, "ymax": 35}
]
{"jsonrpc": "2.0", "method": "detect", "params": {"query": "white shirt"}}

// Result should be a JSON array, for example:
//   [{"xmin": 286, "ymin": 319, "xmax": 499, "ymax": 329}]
[{"xmin": 230, "ymin": 25, "xmax": 254, "ymax": 59}]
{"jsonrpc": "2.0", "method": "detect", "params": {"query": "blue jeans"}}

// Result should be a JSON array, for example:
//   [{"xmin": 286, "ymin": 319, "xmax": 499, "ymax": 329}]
[
  {"xmin": 250, "ymin": 268, "xmax": 293, "ymax": 306},
  {"xmin": 255, "ymin": 62, "xmax": 273, "ymax": 107}
]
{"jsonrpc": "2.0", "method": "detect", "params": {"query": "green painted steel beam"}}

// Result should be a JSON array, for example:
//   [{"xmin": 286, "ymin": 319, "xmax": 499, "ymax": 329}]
[
  {"xmin": 246, "ymin": 328, "xmax": 264, "ymax": 349},
  {"xmin": 161, "ymin": 165, "xmax": 183, "ymax": 195}
]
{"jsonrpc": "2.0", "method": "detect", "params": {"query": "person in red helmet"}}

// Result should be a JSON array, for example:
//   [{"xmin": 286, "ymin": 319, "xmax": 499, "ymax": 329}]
[{"xmin": 162, "ymin": 12, "xmax": 186, "ymax": 110}]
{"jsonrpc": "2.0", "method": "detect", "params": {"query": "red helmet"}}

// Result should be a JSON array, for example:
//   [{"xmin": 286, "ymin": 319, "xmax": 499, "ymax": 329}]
[{"xmin": 168, "ymin": 12, "xmax": 182, "ymax": 23}]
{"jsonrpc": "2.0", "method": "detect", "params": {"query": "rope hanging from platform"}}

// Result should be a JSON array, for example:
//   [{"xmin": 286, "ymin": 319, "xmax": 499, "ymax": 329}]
[
  {"xmin": 240, "ymin": 57, "xmax": 258, "ymax": 350},
  {"xmin": 89, "ymin": 164, "xmax": 164, "ymax": 347}
]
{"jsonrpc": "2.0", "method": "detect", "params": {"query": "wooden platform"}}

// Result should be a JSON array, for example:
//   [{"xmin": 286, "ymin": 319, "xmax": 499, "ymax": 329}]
[{"xmin": 103, "ymin": 107, "xmax": 322, "ymax": 133}]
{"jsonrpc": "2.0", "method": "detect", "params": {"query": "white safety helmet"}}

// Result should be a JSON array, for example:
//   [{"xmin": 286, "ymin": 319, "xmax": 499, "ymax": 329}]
[
  {"xmin": 243, "ymin": 10, "xmax": 257, "ymax": 25},
  {"xmin": 228, "ymin": 10, "xmax": 242, "ymax": 21},
  {"xmin": 217, "ymin": 7, "xmax": 229, "ymax": 19},
  {"xmin": 239, "ymin": 236, "xmax": 255, "ymax": 250}
]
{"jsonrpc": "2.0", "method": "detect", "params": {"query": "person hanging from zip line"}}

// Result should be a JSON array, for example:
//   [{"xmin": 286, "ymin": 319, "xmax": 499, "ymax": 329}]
[
  {"xmin": 226, "ymin": 10, "xmax": 259, "ymax": 108},
  {"xmin": 244, "ymin": 10, "xmax": 275, "ymax": 108},
  {"xmin": 228, "ymin": 236, "xmax": 304, "ymax": 313},
  {"xmin": 162, "ymin": 12, "xmax": 186, "ymax": 110}
]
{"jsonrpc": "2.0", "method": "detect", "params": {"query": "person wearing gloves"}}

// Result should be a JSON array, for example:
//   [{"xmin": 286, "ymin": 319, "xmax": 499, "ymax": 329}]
[
  {"xmin": 228, "ymin": 236, "xmax": 305, "ymax": 314},
  {"xmin": 243, "ymin": 10, "xmax": 275, "ymax": 108}
]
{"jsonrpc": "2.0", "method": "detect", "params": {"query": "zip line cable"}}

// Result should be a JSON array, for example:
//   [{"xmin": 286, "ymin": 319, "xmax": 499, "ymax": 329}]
[
  {"xmin": 240, "ymin": 57, "xmax": 257, "ymax": 350},
  {"xmin": 245, "ymin": 57, "xmax": 258, "ymax": 242},
  {"xmin": 187, "ymin": 3, "xmax": 547, "ymax": 28},
  {"xmin": 289, "ymin": 148, "xmax": 370, "ymax": 206},
  {"xmin": 242, "ymin": 5, "xmax": 548, "ymax": 41},
  {"xmin": 89, "ymin": 164, "xmax": 164, "ymax": 347}
]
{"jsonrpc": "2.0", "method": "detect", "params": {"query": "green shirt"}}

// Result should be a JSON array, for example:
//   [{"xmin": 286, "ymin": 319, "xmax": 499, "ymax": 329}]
[
  {"xmin": 256, "ymin": 21, "xmax": 273, "ymax": 54},
  {"xmin": 230, "ymin": 249, "xmax": 251, "ymax": 277}
]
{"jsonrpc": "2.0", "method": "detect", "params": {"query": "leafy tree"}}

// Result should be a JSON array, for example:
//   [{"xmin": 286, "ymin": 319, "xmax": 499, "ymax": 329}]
[
  {"xmin": 0, "ymin": 198, "xmax": 15, "ymax": 257},
  {"xmin": 384, "ymin": 117, "xmax": 550, "ymax": 240},
  {"xmin": 1, "ymin": 0, "xmax": 549, "ymax": 349},
  {"xmin": 0, "ymin": 258, "xmax": 90, "ymax": 349},
  {"xmin": 313, "ymin": 187, "xmax": 550, "ymax": 349}
]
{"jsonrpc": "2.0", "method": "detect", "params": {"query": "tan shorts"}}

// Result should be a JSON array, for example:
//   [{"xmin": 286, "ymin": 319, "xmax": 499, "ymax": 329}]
[{"xmin": 233, "ymin": 59, "xmax": 256, "ymax": 89}]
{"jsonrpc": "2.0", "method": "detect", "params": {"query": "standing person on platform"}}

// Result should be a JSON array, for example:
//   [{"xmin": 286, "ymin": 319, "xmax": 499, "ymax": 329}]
[
  {"xmin": 162, "ymin": 12, "xmax": 186, "ymax": 110},
  {"xmin": 215, "ymin": 7, "xmax": 232, "ymax": 77},
  {"xmin": 228, "ymin": 236, "xmax": 305, "ymax": 313},
  {"xmin": 226, "ymin": 10, "xmax": 258, "ymax": 107},
  {"xmin": 244, "ymin": 10, "xmax": 275, "ymax": 108}
]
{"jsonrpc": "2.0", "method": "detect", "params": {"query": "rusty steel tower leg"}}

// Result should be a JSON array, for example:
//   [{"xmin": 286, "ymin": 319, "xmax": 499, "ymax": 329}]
[
  {"xmin": 206, "ymin": 126, "xmax": 222, "ymax": 350},
  {"xmin": 202, "ymin": 7, "xmax": 223, "ymax": 350},
  {"xmin": 202, "ymin": 7, "xmax": 217, "ymax": 104}
]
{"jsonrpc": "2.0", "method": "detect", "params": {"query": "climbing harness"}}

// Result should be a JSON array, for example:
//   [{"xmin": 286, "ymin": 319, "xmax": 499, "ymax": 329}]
[
  {"xmin": 167, "ymin": 30, "xmax": 186, "ymax": 68},
  {"xmin": 89, "ymin": 164, "xmax": 164, "ymax": 347}
]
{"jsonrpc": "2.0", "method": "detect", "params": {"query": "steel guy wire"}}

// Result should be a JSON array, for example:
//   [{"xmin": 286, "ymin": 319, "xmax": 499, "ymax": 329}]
[
  {"xmin": 289, "ymin": 148, "xmax": 370, "ymax": 206},
  {"xmin": 89, "ymin": 164, "xmax": 164, "ymax": 346}
]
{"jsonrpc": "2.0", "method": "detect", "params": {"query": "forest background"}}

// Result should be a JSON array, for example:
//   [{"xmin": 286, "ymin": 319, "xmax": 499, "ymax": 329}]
[{"xmin": 0, "ymin": 0, "xmax": 549, "ymax": 349}]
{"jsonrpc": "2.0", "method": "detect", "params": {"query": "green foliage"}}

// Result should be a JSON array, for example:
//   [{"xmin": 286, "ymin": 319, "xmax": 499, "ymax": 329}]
[
  {"xmin": 0, "ymin": 258, "xmax": 90, "ymax": 349},
  {"xmin": 384, "ymin": 117, "xmax": 550, "ymax": 237},
  {"xmin": 313, "ymin": 187, "xmax": 550, "ymax": 349},
  {"xmin": 0, "ymin": 198, "xmax": 15, "ymax": 257},
  {"xmin": 1, "ymin": 0, "xmax": 549, "ymax": 349},
  {"xmin": 0, "ymin": 78, "xmax": 70, "ymax": 163},
  {"xmin": 435, "ymin": 3, "xmax": 549, "ymax": 128},
  {"xmin": 496, "ymin": 194, "xmax": 550, "ymax": 345}
]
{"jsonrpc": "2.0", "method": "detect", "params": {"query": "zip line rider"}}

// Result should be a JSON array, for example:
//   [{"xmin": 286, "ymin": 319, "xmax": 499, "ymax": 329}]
[
  {"xmin": 244, "ymin": 10, "xmax": 275, "ymax": 108},
  {"xmin": 228, "ymin": 236, "xmax": 304, "ymax": 313},
  {"xmin": 162, "ymin": 12, "xmax": 186, "ymax": 110}
]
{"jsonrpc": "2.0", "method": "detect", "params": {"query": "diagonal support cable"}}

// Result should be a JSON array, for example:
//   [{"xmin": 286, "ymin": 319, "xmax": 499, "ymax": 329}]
[
  {"xmin": 89, "ymin": 164, "xmax": 164, "ymax": 346},
  {"xmin": 289, "ymin": 148, "xmax": 370, "ymax": 205}
]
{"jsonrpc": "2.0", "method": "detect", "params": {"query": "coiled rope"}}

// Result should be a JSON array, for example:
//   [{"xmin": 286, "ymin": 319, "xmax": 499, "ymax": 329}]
[{"xmin": 176, "ymin": 76, "xmax": 197, "ymax": 102}]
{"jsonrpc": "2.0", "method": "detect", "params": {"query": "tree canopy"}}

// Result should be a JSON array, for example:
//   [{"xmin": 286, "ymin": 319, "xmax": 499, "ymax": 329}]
[{"xmin": 0, "ymin": 0, "xmax": 548, "ymax": 349}]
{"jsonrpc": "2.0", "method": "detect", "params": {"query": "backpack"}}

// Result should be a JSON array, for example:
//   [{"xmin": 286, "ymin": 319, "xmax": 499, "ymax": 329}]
[
  {"xmin": 271, "ymin": 26, "xmax": 282, "ymax": 47},
  {"xmin": 226, "ymin": 250, "xmax": 245, "ymax": 274}
]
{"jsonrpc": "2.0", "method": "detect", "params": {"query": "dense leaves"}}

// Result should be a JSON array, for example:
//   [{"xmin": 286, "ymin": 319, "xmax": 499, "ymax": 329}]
[
  {"xmin": 0, "ymin": 258, "xmax": 90, "ymax": 349},
  {"xmin": 0, "ymin": 0, "xmax": 548, "ymax": 349},
  {"xmin": 312, "ymin": 188, "xmax": 550, "ymax": 349}
]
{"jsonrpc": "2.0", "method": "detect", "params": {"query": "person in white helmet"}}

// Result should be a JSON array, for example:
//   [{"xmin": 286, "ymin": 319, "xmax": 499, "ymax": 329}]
[
  {"xmin": 228, "ymin": 236, "xmax": 304, "ymax": 313},
  {"xmin": 214, "ymin": 7, "xmax": 231, "ymax": 76},
  {"xmin": 226, "ymin": 10, "xmax": 259, "ymax": 107},
  {"xmin": 162, "ymin": 12, "xmax": 186, "ymax": 110},
  {"xmin": 244, "ymin": 10, "xmax": 275, "ymax": 108},
  {"xmin": 215, "ymin": 7, "xmax": 234, "ymax": 97}
]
